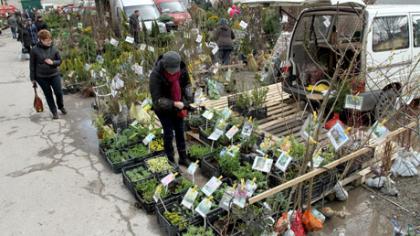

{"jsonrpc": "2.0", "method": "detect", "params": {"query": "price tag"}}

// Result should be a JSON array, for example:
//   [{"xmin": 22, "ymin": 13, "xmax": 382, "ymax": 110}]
[
  {"xmin": 187, "ymin": 162, "xmax": 198, "ymax": 175},
  {"xmin": 132, "ymin": 63, "xmax": 143, "ymax": 76},
  {"xmin": 195, "ymin": 198, "xmax": 212, "ymax": 217},
  {"xmin": 181, "ymin": 187, "xmax": 198, "ymax": 209},
  {"xmin": 239, "ymin": 20, "xmax": 248, "ymax": 29},
  {"xmin": 345, "ymin": 95, "xmax": 363, "ymax": 110},
  {"xmin": 125, "ymin": 36, "xmax": 135, "ymax": 44},
  {"xmin": 140, "ymin": 44, "xmax": 147, "ymax": 51},
  {"xmin": 245, "ymin": 180, "xmax": 257, "ymax": 197},
  {"xmin": 110, "ymin": 38, "xmax": 119, "ymax": 47},
  {"xmin": 77, "ymin": 22, "xmax": 83, "ymax": 29},
  {"xmin": 275, "ymin": 151, "xmax": 292, "ymax": 172},
  {"xmin": 282, "ymin": 15, "xmax": 289, "ymax": 23},
  {"xmin": 219, "ymin": 187, "xmax": 235, "ymax": 211},
  {"xmin": 370, "ymin": 121, "xmax": 390, "ymax": 141},
  {"xmin": 327, "ymin": 123, "xmax": 350, "ymax": 150},
  {"xmin": 196, "ymin": 34, "xmax": 203, "ymax": 43},
  {"xmin": 202, "ymin": 177, "xmax": 222, "ymax": 196},
  {"xmin": 208, "ymin": 129, "xmax": 224, "ymax": 141},
  {"xmin": 84, "ymin": 63, "xmax": 91, "ymax": 71},
  {"xmin": 233, "ymin": 186, "xmax": 247, "ymax": 208},
  {"xmin": 143, "ymin": 133, "xmax": 156, "ymax": 145},
  {"xmin": 310, "ymin": 156, "xmax": 324, "ymax": 168},
  {"xmin": 241, "ymin": 122, "xmax": 253, "ymax": 138},
  {"xmin": 252, "ymin": 156, "xmax": 273, "ymax": 173},
  {"xmin": 202, "ymin": 110, "xmax": 214, "ymax": 120},
  {"xmin": 225, "ymin": 126, "xmax": 239, "ymax": 140},
  {"xmin": 160, "ymin": 173, "xmax": 175, "ymax": 186},
  {"xmin": 148, "ymin": 46, "xmax": 155, "ymax": 52},
  {"xmin": 212, "ymin": 46, "xmax": 219, "ymax": 55},
  {"xmin": 221, "ymin": 108, "xmax": 232, "ymax": 120}
]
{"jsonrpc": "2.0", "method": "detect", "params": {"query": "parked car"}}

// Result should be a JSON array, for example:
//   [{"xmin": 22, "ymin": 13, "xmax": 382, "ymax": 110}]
[
  {"xmin": 110, "ymin": 0, "xmax": 167, "ymax": 36},
  {"xmin": 154, "ymin": 0, "xmax": 191, "ymax": 26},
  {"xmin": 241, "ymin": 0, "xmax": 420, "ymax": 118}
]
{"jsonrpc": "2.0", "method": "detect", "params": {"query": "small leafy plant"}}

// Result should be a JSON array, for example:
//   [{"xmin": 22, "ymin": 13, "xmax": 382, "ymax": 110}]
[
  {"xmin": 188, "ymin": 144, "xmax": 212, "ymax": 160},
  {"xmin": 127, "ymin": 145, "xmax": 149, "ymax": 159},
  {"xmin": 126, "ymin": 166, "xmax": 151, "ymax": 182},
  {"xmin": 183, "ymin": 226, "xmax": 215, "ymax": 236},
  {"xmin": 106, "ymin": 150, "xmax": 129, "ymax": 164},
  {"xmin": 146, "ymin": 156, "xmax": 174, "ymax": 173}
]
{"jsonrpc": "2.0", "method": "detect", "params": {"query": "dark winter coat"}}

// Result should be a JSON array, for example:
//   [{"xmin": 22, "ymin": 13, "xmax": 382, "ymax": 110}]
[
  {"xmin": 129, "ymin": 14, "xmax": 140, "ymax": 33},
  {"xmin": 35, "ymin": 21, "xmax": 48, "ymax": 32},
  {"xmin": 21, "ymin": 27, "xmax": 32, "ymax": 48},
  {"xmin": 30, "ymin": 42, "xmax": 62, "ymax": 81},
  {"xmin": 213, "ymin": 25, "xmax": 235, "ymax": 49},
  {"xmin": 149, "ymin": 56, "xmax": 193, "ymax": 115}
]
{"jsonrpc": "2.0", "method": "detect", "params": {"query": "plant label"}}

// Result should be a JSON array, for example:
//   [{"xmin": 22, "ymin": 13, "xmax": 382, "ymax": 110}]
[
  {"xmin": 245, "ymin": 179, "xmax": 257, "ymax": 197},
  {"xmin": 309, "ymin": 156, "xmax": 324, "ymax": 168},
  {"xmin": 202, "ymin": 177, "xmax": 222, "ymax": 196},
  {"xmin": 125, "ymin": 36, "xmax": 135, "ymax": 44},
  {"xmin": 195, "ymin": 198, "xmax": 212, "ymax": 217},
  {"xmin": 143, "ymin": 133, "xmax": 155, "ymax": 145},
  {"xmin": 67, "ymin": 15, "xmax": 71, "ymax": 21},
  {"xmin": 183, "ymin": 32, "xmax": 190, "ymax": 39},
  {"xmin": 153, "ymin": 188, "xmax": 161, "ymax": 203},
  {"xmin": 160, "ymin": 173, "xmax": 175, "ymax": 186},
  {"xmin": 181, "ymin": 187, "xmax": 198, "ymax": 209},
  {"xmin": 110, "ymin": 38, "xmax": 119, "ymax": 47},
  {"xmin": 282, "ymin": 15, "xmax": 288, "ymax": 23},
  {"xmin": 148, "ymin": 46, "xmax": 155, "ymax": 52},
  {"xmin": 139, "ymin": 44, "xmax": 147, "ymax": 51},
  {"xmin": 202, "ymin": 110, "xmax": 214, "ymax": 120},
  {"xmin": 252, "ymin": 156, "xmax": 273, "ymax": 173},
  {"xmin": 208, "ymin": 129, "xmax": 224, "ymax": 141},
  {"xmin": 84, "ymin": 63, "xmax": 91, "ymax": 71},
  {"xmin": 221, "ymin": 108, "xmax": 232, "ymax": 120},
  {"xmin": 327, "ymin": 123, "xmax": 350, "ymax": 150},
  {"xmin": 225, "ymin": 69, "xmax": 232, "ymax": 82},
  {"xmin": 130, "ymin": 120, "xmax": 139, "ymax": 127},
  {"xmin": 241, "ymin": 122, "xmax": 253, "ymax": 138},
  {"xmin": 239, "ymin": 20, "xmax": 248, "ymax": 29},
  {"xmin": 344, "ymin": 95, "xmax": 363, "ymax": 110},
  {"xmin": 219, "ymin": 187, "xmax": 235, "ymax": 211},
  {"xmin": 212, "ymin": 46, "xmax": 219, "ymax": 55},
  {"xmin": 68, "ymin": 70, "xmax": 75, "ymax": 78},
  {"xmin": 132, "ymin": 63, "xmax": 143, "ymax": 76},
  {"xmin": 369, "ymin": 121, "xmax": 390, "ymax": 142},
  {"xmin": 233, "ymin": 186, "xmax": 247, "ymax": 208},
  {"xmin": 275, "ymin": 151, "xmax": 292, "ymax": 172},
  {"xmin": 187, "ymin": 162, "xmax": 198, "ymax": 175},
  {"xmin": 301, "ymin": 114, "xmax": 315, "ymax": 139},
  {"xmin": 196, "ymin": 34, "xmax": 203, "ymax": 43},
  {"xmin": 77, "ymin": 22, "xmax": 83, "ymax": 29},
  {"xmin": 225, "ymin": 126, "xmax": 239, "ymax": 140},
  {"xmin": 179, "ymin": 44, "xmax": 185, "ymax": 52}
]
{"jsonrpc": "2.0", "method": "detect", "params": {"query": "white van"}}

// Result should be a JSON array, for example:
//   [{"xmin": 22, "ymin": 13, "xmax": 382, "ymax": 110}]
[
  {"xmin": 110, "ymin": 0, "xmax": 167, "ymax": 36},
  {"xmin": 241, "ymin": 0, "xmax": 420, "ymax": 118}
]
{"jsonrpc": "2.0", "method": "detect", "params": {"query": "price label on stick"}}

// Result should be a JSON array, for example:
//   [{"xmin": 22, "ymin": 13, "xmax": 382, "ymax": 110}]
[
  {"xmin": 202, "ymin": 177, "xmax": 222, "ymax": 196},
  {"xmin": 344, "ymin": 95, "xmax": 363, "ymax": 110},
  {"xmin": 187, "ymin": 162, "xmax": 198, "ymax": 175},
  {"xmin": 252, "ymin": 156, "xmax": 273, "ymax": 173},
  {"xmin": 140, "ymin": 44, "xmax": 147, "ymax": 51},
  {"xmin": 181, "ymin": 187, "xmax": 199, "ymax": 209},
  {"xmin": 196, "ymin": 34, "xmax": 203, "ymax": 43},
  {"xmin": 241, "ymin": 122, "xmax": 253, "ymax": 138},
  {"xmin": 125, "ymin": 36, "xmax": 134, "ymax": 44},
  {"xmin": 202, "ymin": 110, "xmax": 214, "ymax": 120},
  {"xmin": 208, "ymin": 129, "xmax": 224, "ymax": 141},
  {"xmin": 239, "ymin": 20, "xmax": 248, "ymax": 29},
  {"xmin": 110, "ymin": 38, "xmax": 119, "ymax": 47},
  {"xmin": 161, "ymin": 173, "xmax": 176, "ymax": 186},
  {"xmin": 195, "ymin": 198, "xmax": 212, "ymax": 217},
  {"xmin": 219, "ymin": 187, "xmax": 235, "ymax": 211},
  {"xmin": 275, "ymin": 151, "xmax": 292, "ymax": 172},
  {"xmin": 225, "ymin": 126, "xmax": 239, "ymax": 140},
  {"xmin": 143, "ymin": 133, "xmax": 155, "ymax": 145}
]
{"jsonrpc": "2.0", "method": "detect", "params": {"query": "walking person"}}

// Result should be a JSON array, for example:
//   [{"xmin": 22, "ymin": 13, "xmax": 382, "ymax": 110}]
[
  {"xmin": 35, "ymin": 16, "xmax": 48, "ymax": 32},
  {"xmin": 7, "ymin": 14, "xmax": 18, "ymax": 39},
  {"xmin": 27, "ymin": 19, "xmax": 38, "ymax": 46},
  {"xmin": 149, "ymin": 51, "xmax": 193, "ymax": 166},
  {"xmin": 20, "ymin": 20, "xmax": 33, "ymax": 54},
  {"xmin": 213, "ymin": 18, "xmax": 235, "ymax": 65},
  {"xmin": 30, "ymin": 30, "xmax": 67, "ymax": 119},
  {"xmin": 129, "ymin": 10, "xmax": 140, "ymax": 44}
]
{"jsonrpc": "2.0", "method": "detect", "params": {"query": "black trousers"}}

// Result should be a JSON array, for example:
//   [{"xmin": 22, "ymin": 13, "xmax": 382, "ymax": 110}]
[
  {"xmin": 219, "ymin": 48, "xmax": 232, "ymax": 65},
  {"xmin": 156, "ymin": 113, "xmax": 186, "ymax": 161},
  {"xmin": 36, "ymin": 76, "xmax": 64, "ymax": 114}
]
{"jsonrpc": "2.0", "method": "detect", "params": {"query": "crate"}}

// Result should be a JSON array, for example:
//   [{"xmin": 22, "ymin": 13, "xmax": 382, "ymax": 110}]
[
  {"xmin": 201, "ymin": 156, "xmax": 221, "ymax": 179},
  {"xmin": 337, "ymin": 148, "xmax": 374, "ymax": 177}
]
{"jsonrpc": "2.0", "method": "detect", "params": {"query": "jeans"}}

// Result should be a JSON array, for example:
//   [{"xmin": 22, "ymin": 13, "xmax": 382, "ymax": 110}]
[
  {"xmin": 35, "ymin": 76, "xmax": 64, "ymax": 114},
  {"xmin": 10, "ymin": 27, "xmax": 17, "ymax": 39},
  {"xmin": 156, "ymin": 113, "xmax": 186, "ymax": 161},
  {"xmin": 219, "ymin": 48, "xmax": 232, "ymax": 65}
]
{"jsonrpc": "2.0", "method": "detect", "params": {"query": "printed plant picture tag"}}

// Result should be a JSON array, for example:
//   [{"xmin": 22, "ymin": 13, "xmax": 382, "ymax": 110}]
[
  {"xmin": 233, "ymin": 186, "xmax": 247, "ymax": 208},
  {"xmin": 77, "ymin": 22, "xmax": 83, "ymax": 29},
  {"xmin": 110, "ymin": 38, "xmax": 119, "ymax": 47},
  {"xmin": 143, "ymin": 133, "xmax": 155, "ymax": 145},
  {"xmin": 202, "ymin": 177, "xmax": 222, "ymax": 196},
  {"xmin": 195, "ymin": 198, "xmax": 212, "ymax": 217},
  {"xmin": 212, "ymin": 46, "xmax": 219, "ymax": 55},
  {"xmin": 245, "ymin": 180, "xmax": 257, "ymax": 197},
  {"xmin": 221, "ymin": 108, "xmax": 232, "ymax": 120},
  {"xmin": 196, "ymin": 34, "xmax": 203, "ymax": 43},
  {"xmin": 132, "ymin": 63, "xmax": 143, "ymax": 76},
  {"xmin": 148, "ymin": 46, "xmax": 155, "ymax": 52},
  {"xmin": 252, "ymin": 156, "xmax": 273, "ymax": 173},
  {"xmin": 308, "ymin": 156, "xmax": 324, "ymax": 168},
  {"xmin": 241, "ymin": 122, "xmax": 253, "ymax": 138},
  {"xmin": 239, "ymin": 20, "xmax": 248, "ymax": 29},
  {"xmin": 327, "ymin": 123, "xmax": 350, "ymax": 150},
  {"xmin": 225, "ymin": 126, "xmax": 239, "ymax": 140},
  {"xmin": 219, "ymin": 187, "xmax": 235, "ymax": 211},
  {"xmin": 275, "ymin": 151, "xmax": 292, "ymax": 172},
  {"xmin": 187, "ymin": 162, "xmax": 198, "ymax": 175},
  {"xmin": 202, "ymin": 110, "xmax": 214, "ymax": 120},
  {"xmin": 344, "ymin": 95, "xmax": 363, "ymax": 110},
  {"xmin": 208, "ymin": 129, "xmax": 224, "ymax": 141},
  {"xmin": 181, "ymin": 188, "xmax": 199, "ymax": 209},
  {"xmin": 160, "ymin": 173, "xmax": 175, "ymax": 186},
  {"xmin": 370, "ymin": 121, "xmax": 390, "ymax": 141},
  {"xmin": 140, "ymin": 44, "xmax": 147, "ymax": 51},
  {"xmin": 125, "ymin": 36, "xmax": 135, "ymax": 44}
]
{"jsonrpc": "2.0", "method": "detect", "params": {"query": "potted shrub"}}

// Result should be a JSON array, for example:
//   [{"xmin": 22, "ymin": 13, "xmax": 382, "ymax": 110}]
[{"xmin": 188, "ymin": 114, "xmax": 205, "ymax": 133}]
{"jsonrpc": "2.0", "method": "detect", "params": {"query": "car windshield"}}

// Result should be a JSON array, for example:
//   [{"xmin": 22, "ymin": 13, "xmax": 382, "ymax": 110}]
[
  {"xmin": 125, "ymin": 5, "xmax": 160, "ymax": 21},
  {"xmin": 160, "ymin": 2, "xmax": 185, "ymax": 13}
]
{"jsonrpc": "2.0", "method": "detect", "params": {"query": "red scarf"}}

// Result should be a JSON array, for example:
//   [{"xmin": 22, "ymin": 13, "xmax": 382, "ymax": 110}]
[{"xmin": 163, "ymin": 71, "xmax": 181, "ymax": 101}]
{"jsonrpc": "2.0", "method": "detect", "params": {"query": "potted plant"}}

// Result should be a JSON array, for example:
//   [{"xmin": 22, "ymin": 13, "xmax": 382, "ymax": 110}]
[
  {"xmin": 187, "ymin": 144, "xmax": 213, "ymax": 161},
  {"xmin": 188, "ymin": 114, "xmax": 205, "ymax": 133}
]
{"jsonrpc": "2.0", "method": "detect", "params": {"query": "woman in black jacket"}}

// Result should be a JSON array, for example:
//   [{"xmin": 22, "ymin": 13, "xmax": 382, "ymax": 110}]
[
  {"xmin": 30, "ymin": 30, "xmax": 66, "ymax": 119},
  {"xmin": 149, "ymin": 51, "xmax": 193, "ymax": 166}
]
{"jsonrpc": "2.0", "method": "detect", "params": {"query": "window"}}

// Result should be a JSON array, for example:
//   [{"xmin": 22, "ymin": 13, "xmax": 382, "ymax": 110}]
[
  {"xmin": 160, "ymin": 2, "xmax": 185, "ymax": 13},
  {"xmin": 372, "ymin": 16, "xmax": 409, "ymax": 52},
  {"xmin": 413, "ymin": 15, "xmax": 420, "ymax": 47},
  {"xmin": 294, "ymin": 15, "xmax": 332, "ymax": 42}
]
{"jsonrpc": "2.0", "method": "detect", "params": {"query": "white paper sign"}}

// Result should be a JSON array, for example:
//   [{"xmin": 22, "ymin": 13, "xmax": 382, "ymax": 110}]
[
  {"xmin": 143, "ymin": 133, "xmax": 155, "ymax": 145},
  {"xmin": 252, "ymin": 156, "xmax": 273, "ymax": 173},
  {"xmin": 345, "ymin": 95, "xmax": 363, "ymax": 110},
  {"xmin": 140, "ymin": 44, "xmax": 147, "ymax": 51},
  {"xmin": 195, "ymin": 198, "xmax": 212, "ymax": 217},
  {"xmin": 370, "ymin": 121, "xmax": 390, "ymax": 141},
  {"xmin": 225, "ymin": 126, "xmax": 239, "ymax": 140},
  {"xmin": 125, "ymin": 36, "xmax": 135, "ymax": 44},
  {"xmin": 187, "ymin": 162, "xmax": 198, "ymax": 175},
  {"xmin": 110, "ymin": 38, "xmax": 119, "ymax": 47},
  {"xmin": 132, "ymin": 63, "xmax": 143, "ymax": 76},
  {"xmin": 77, "ymin": 22, "xmax": 83, "ymax": 29},
  {"xmin": 202, "ymin": 177, "xmax": 222, "ymax": 196},
  {"xmin": 327, "ymin": 123, "xmax": 350, "ymax": 150},
  {"xmin": 181, "ymin": 188, "xmax": 199, "ymax": 209},
  {"xmin": 241, "ymin": 122, "xmax": 253, "ymax": 138},
  {"xmin": 282, "ymin": 15, "xmax": 289, "ymax": 23},
  {"xmin": 309, "ymin": 156, "xmax": 324, "ymax": 168},
  {"xmin": 219, "ymin": 187, "xmax": 235, "ymax": 211},
  {"xmin": 148, "ymin": 46, "xmax": 155, "ymax": 52},
  {"xmin": 196, "ymin": 34, "xmax": 203, "ymax": 43},
  {"xmin": 208, "ymin": 129, "xmax": 224, "ymax": 141},
  {"xmin": 202, "ymin": 110, "xmax": 214, "ymax": 120},
  {"xmin": 212, "ymin": 46, "xmax": 219, "ymax": 55},
  {"xmin": 245, "ymin": 180, "xmax": 257, "ymax": 197},
  {"xmin": 239, "ymin": 21, "xmax": 248, "ymax": 29},
  {"xmin": 275, "ymin": 151, "xmax": 292, "ymax": 172},
  {"xmin": 161, "ymin": 173, "xmax": 175, "ymax": 186}
]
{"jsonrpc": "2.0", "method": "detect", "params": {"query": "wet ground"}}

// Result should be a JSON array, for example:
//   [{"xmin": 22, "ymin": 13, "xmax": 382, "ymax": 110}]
[{"xmin": 0, "ymin": 29, "xmax": 419, "ymax": 236}]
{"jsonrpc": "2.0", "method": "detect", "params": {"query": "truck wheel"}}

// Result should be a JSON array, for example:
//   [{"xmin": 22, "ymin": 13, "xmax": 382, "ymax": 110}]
[{"xmin": 374, "ymin": 89, "xmax": 398, "ymax": 120}]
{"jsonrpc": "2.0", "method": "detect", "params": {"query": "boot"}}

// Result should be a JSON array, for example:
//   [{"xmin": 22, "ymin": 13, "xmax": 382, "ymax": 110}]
[{"xmin": 178, "ymin": 150, "xmax": 191, "ymax": 167}]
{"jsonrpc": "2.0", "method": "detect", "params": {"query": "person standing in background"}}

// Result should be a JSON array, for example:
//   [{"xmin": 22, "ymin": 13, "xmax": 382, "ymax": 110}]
[
  {"xmin": 20, "ymin": 20, "xmax": 33, "ymax": 54},
  {"xmin": 213, "ymin": 18, "xmax": 235, "ymax": 65},
  {"xmin": 30, "ymin": 30, "xmax": 66, "ymax": 120},
  {"xmin": 35, "ymin": 16, "xmax": 48, "ymax": 32},
  {"xmin": 7, "ymin": 14, "xmax": 18, "ymax": 39},
  {"xmin": 27, "ymin": 19, "xmax": 38, "ymax": 46},
  {"xmin": 129, "ymin": 10, "xmax": 140, "ymax": 44}
]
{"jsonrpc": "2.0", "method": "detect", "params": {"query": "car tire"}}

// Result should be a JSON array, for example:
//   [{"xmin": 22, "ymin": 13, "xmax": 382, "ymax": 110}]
[{"xmin": 374, "ymin": 89, "xmax": 398, "ymax": 120}]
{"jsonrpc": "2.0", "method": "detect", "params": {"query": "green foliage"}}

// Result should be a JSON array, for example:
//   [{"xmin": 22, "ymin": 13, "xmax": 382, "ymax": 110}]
[
  {"xmin": 266, "ymin": 192, "xmax": 288, "ymax": 213},
  {"xmin": 126, "ymin": 166, "xmax": 151, "ymax": 182},
  {"xmin": 127, "ymin": 145, "xmax": 149, "ymax": 159},
  {"xmin": 173, "ymin": 177, "xmax": 193, "ymax": 194},
  {"xmin": 164, "ymin": 211, "xmax": 189, "ymax": 230},
  {"xmin": 146, "ymin": 156, "xmax": 174, "ymax": 173},
  {"xmin": 188, "ymin": 114, "xmax": 205, "ymax": 128},
  {"xmin": 251, "ymin": 86, "xmax": 269, "ymax": 109},
  {"xmin": 183, "ymin": 226, "xmax": 215, "ymax": 236},
  {"xmin": 233, "ymin": 163, "xmax": 266, "ymax": 188},
  {"xmin": 106, "ymin": 150, "xmax": 129, "ymax": 164},
  {"xmin": 240, "ymin": 134, "xmax": 258, "ymax": 154},
  {"xmin": 135, "ymin": 178, "xmax": 168, "ymax": 202},
  {"xmin": 159, "ymin": 15, "xmax": 174, "ymax": 23},
  {"xmin": 188, "ymin": 144, "xmax": 212, "ymax": 160},
  {"xmin": 218, "ymin": 154, "xmax": 241, "ymax": 176},
  {"xmin": 289, "ymin": 136, "xmax": 305, "ymax": 161}
]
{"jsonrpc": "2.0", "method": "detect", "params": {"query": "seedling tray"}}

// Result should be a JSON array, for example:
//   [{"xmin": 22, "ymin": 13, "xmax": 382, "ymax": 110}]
[{"xmin": 201, "ymin": 155, "xmax": 221, "ymax": 179}]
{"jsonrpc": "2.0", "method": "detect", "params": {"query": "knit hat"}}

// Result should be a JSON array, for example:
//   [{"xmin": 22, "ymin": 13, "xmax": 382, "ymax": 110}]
[{"xmin": 162, "ymin": 51, "xmax": 181, "ymax": 74}]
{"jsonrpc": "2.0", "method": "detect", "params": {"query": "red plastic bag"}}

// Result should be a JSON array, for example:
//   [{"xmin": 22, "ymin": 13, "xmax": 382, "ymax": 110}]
[
  {"xmin": 274, "ymin": 212, "xmax": 289, "ymax": 234},
  {"xmin": 302, "ymin": 209, "xmax": 323, "ymax": 232},
  {"xmin": 290, "ymin": 210, "xmax": 306, "ymax": 236},
  {"xmin": 325, "ymin": 113, "xmax": 344, "ymax": 130},
  {"xmin": 34, "ymin": 88, "xmax": 44, "ymax": 112}
]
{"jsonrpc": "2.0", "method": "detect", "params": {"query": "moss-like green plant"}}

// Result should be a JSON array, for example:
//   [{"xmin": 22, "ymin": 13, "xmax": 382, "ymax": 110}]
[
  {"xmin": 188, "ymin": 144, "xmax": 212, "ymax": 160},
  {"xmin": 126, "ymin": 166, "xmax": 151, "ymax": 182}
]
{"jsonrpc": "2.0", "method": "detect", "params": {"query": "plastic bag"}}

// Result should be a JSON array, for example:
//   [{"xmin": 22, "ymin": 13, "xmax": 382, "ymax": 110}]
[
  {"xmin": 334, "ymin": 182, "xmax": 348, "ymax": 201},
  {"xmin": 391, "ymin": 156, "xmax": 418, "ymax": 177},
  {"xmin": 33, "ymin": 88, "xmax": 44, "ymax": 112},
  {"xmin": 274, "ymin": 212, "xmax": 288, "ymax": 234},
  {"xmin": 366, "ymin": 176, "xmax": 387, "ymax": 189},
  {"xmin": 302, "ymin": 209, "xmax": 323, "ymax": 232},
  {"xmin": 290, "ymin": 210, "xmax": 306, "ymax": 236}
]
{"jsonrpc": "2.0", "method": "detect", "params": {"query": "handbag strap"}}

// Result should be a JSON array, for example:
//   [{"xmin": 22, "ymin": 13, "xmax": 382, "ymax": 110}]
[{"xmin": 34, "ymin": 87, "xmax": 38, "ymax": 96}]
